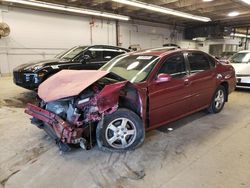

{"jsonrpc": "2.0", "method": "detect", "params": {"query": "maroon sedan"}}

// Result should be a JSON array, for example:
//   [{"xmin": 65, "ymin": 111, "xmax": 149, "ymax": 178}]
[{"xmin": 25, "ymin": 48, "xmax": 236, "ymax": 152}]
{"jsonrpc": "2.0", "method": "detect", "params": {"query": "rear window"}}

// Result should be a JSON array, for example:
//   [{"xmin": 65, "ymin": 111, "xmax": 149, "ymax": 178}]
[{"xmin": 187, "ymin": 53, "xmax": 211, "ymax": 73}]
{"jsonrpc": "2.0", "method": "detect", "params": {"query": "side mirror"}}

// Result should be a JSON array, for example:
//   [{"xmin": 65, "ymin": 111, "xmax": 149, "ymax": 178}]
[{"xmin": 156, "ymin": 73, "xmax": 172, "ymax": 83}]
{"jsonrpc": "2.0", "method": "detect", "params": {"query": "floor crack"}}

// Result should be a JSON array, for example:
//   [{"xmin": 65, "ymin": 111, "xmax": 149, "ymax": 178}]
[{"xmin": 0, "ymin": 169, "xmax": 20, "ymax": 188}]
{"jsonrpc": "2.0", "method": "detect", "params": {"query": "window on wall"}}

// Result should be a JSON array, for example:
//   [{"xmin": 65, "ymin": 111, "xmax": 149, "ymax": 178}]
[
  {"xmin": 158, "ymin": 54, "xmax": 187, "ymax": 78},
  {"xmin": 187, "ymin": 53, "xmax": 211, "ymax": 73}
]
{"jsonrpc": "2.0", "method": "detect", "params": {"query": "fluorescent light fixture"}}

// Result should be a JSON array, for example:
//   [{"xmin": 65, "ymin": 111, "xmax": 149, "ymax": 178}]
[
  {"xmin": 3, "ymin": 0, "xmax": 130, "ymax": 21},
  {"xmin": 240, "ymin": 0, "xmax": 250, "ymax": 5},
  {"xmin": 230, "ymin": 33, "xmax": 250, "ymax": 38},
  {"xmin": 112, "ymin": 0, "xmax": 211, "ymax": 22},
  {"xmin": 203, "ymin": 0, "xmax": 213, "ymax": 2},
  {"xmin": 192, "ymin": 37, "xmax": 206, "ymax": 41},
  {"xmin": 228, "ymin": 11, "xmax": 240, "ymax": 17}
]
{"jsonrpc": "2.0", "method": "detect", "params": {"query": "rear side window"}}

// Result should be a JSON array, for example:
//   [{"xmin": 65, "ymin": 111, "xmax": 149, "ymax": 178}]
[
  {"xmin": 187, "ymin": 53, "xmax": 211, "ymax": 73},
  {"xmin": 158, "ymin": 54, "xmax": 186, "ymax": 78}
]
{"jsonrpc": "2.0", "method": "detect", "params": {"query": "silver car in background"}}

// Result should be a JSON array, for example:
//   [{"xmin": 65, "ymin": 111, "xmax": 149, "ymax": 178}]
[{"xmin": 229, "ymin": 50, "xmax": 250, "ymax": 88}]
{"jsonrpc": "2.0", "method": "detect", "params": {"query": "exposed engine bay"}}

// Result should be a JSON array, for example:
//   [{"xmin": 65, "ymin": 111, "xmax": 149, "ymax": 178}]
[{"xmin": 43, "ymin": 78, "xmax": 118, "ymax": 126}]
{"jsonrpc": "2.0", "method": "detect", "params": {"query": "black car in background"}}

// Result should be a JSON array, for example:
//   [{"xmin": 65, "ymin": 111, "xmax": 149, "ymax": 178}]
[{"xmin": 13, "ymin": 45, "xmax": 129, "ymax": 90}]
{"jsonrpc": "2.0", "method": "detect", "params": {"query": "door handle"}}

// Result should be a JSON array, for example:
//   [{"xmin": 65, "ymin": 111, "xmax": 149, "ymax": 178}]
[{"xmin": 184, "ymin": 79, "xmax": 189, "ymax": 85}]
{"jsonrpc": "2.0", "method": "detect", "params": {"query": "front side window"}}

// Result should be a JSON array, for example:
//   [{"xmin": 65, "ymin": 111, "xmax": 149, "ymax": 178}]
[
  {"xmin": 84, "ymin": 48, "xmax": 103, "ymax": 62},
  {"xmin": 157, "ymin": 54, "xmax": 186, "ymax": 78},
  {"xmin": 187, "ymin": 53, "xmax": 211, "ymax": 73}
]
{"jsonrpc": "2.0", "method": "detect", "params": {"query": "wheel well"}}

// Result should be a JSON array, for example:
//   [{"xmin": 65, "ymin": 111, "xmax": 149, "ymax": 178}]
[
  {"xmin": 118, "ymin": 86, "xmax": 141, "ymax": 117},
  {"xmin": 220, "ymin": 82, "xmax": 229, "ymax": 101}
]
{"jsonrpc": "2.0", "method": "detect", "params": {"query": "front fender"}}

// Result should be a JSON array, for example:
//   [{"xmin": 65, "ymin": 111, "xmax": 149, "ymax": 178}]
[{"xmin": 97, "ymin": 81, "xmax": 128, "ymax": 113}]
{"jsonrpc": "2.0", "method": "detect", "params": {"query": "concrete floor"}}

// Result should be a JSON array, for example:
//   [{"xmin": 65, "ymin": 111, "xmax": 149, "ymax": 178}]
[{"xmin": 0, "ymin": 77, "xmax": 250, "ymax": 188}]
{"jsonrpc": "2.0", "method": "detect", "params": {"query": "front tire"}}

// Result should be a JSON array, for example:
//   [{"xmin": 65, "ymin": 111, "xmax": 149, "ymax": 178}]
[
  {"xmin": 96, "ymin": 108, "xmax": 145, "ymax": 152},
  {"xmin": 207, "ymin": 85, "xmax": 226, "ymax": 113}
]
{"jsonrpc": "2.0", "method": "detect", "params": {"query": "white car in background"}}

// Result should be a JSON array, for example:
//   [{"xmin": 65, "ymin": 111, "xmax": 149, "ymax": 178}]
[{"xmin": 229, "ymin": 50, "xmax": 250, "ymax": 88}]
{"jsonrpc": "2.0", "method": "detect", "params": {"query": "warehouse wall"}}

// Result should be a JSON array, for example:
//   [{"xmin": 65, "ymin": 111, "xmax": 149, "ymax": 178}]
[
  {"xmin": 119, "ymin": 22, "xmax": 183, "ymax": 49},
  {"xmin": 0, "ymin": 5, "xmax": 117, "ymax": 75},
  {"xmin": 0, "ymin": 5, "xmax": 183, "ymax": 75},
  {"xmin": 196, "ymin": 38, "xmax": 242, "ymax": 56}
]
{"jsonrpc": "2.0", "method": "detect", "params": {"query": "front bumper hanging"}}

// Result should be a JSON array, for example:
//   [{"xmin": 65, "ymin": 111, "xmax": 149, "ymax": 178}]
[{"xmin": 25, "ymin": 103, "xmax": 84, "ymax": 144}]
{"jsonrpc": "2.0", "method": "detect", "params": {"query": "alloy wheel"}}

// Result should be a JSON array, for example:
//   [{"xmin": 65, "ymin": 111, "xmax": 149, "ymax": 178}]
[
  {"xmin": 105, "ymin": 117, "xmax": 137, "ymax": 149},
  {"xmin": 214, "ymin": 89, "xmax": 225, "ymax": 110}
]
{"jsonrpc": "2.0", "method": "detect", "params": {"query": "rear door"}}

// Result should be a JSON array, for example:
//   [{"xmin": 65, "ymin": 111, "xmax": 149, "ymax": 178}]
[
  {"xmin": 185, "ymin": 52, "xmax": 217, "ymax": 110},
  {"xmin": 148, "ymin": 53, "xmax": 192, "ymax": 128}
]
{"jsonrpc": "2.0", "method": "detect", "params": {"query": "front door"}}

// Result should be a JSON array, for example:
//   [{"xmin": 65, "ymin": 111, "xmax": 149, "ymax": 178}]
[{"xmin": 148, "ymin": 53, "xmax": 192, "ymax": 128}]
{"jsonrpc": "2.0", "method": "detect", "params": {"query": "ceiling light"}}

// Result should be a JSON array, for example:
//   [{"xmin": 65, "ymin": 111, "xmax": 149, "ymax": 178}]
[
  {"xmin": 228, "ymin": 11, "xmax": 240, "ymax": 17},
  {"xmin": 112, "ymin": 0, "xmax": 211, "ymax": 22},
  {"xmin": 239, "ymin": 0, "xmax": 250, "ymax": 5},
  {"xmin": 3, "ymin": 0, "xmax": 130, "ymax": 21},
  {"xmin": 192, "ymin": 37, "xmax": 206, "ymax": 41},
  {"xmin": 203, "ymin": 0, "xmax": 213, "ymax": 2},
  {"xmin": 230, "ymin": 33, "xmax": 250, "ymax": 38}
]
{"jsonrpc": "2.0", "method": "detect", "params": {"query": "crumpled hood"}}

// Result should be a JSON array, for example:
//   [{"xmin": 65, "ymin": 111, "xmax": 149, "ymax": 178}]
[
  {"xmin": 231, "ymin": 63, "xmax": 250, "ymax": 75},
  {"xmin": 38, "ymin": 70, "xmax": 109, "ymax": 102}
]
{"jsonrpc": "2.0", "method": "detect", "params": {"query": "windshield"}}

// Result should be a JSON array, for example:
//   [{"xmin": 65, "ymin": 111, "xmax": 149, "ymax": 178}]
[
  {"xmin": 229, "ymin": 52, "xmax": 250, "ymax": 63},
  {"xmin": 56, "ymin": 46, "xmax": 88, "ymax": 60},
  {"xmin": 101, "ymin": 54, "xmax": 160, "ymax": 83}
]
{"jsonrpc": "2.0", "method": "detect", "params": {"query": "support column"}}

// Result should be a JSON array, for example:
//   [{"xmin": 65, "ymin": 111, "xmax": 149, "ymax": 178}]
[
  {"xmin": 245, "ymin": 27, "xmax": 249, "ymax": 50},
  {"xmin": 116, "ymin": 20, "xmax": 121, "ymax": 46}
]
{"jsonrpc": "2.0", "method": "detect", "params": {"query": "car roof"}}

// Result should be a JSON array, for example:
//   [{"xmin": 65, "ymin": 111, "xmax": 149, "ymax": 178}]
[
  {"xmin": 84, "ymin": 45, "xmax": 130, "ymax": 52},
  {"xmin": 129, "ymin": 47, "xmax": 205, "ymax": 57}
]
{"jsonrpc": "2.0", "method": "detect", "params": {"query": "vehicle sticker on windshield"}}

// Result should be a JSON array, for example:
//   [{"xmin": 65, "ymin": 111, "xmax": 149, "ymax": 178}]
[{"xmin": 136, "ymin": 56, "xmax": 153, "ymax": 60}]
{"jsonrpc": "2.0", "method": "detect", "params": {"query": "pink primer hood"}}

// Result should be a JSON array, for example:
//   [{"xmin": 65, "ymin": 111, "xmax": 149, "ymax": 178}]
[{"xmin": 38, "ymin": 70, "xmax": 109, "ymax": 102}]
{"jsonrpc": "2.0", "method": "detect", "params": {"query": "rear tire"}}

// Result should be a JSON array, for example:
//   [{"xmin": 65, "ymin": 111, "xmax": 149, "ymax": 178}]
[
  {"xmin": 207, "ymin": 85, "xmax": 226, "ymax": 113},
  {"xmin": 96, "ymin": 108, "xmax": 145, "ymax": 152}
]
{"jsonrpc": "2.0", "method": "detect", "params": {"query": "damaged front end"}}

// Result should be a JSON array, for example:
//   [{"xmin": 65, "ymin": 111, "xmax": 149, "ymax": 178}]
[{"xmin": 25, "ymin": 70, "xmax": 142, "ymax": 152}]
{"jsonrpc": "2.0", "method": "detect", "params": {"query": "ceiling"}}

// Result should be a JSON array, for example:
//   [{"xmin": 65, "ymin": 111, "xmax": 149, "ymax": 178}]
[
  {"xmin": 38, "ymin": 0, "xmax": 250, "ymax": 28},
  {"xmin": 2, "ymin": 0, "xmax": 250, "ymax": 32}
]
